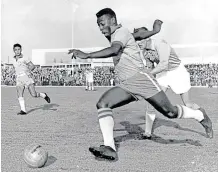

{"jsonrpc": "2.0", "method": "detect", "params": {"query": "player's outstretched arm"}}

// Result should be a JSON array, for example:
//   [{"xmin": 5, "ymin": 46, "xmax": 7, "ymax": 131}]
[
  {"xmin": 68, "ymin": 42, "xmax": 122, "ymax": 59},
  {"xmin": 133, "ymin": 19, "xmax": 163, "ymax": 41},
  {"xmin": 150, "ymin": 41, "xmax": 170, "ymax": 75},
  {"xmin": 150, "ymin": 61, "xmax": 168, "ymax": 75}
]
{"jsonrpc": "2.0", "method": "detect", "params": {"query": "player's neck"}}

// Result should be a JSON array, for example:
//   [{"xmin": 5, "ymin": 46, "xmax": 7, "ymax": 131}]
[
  {"xmin": 14, "ymin": 54, "xmax": 23, "ymax": 60},
  {"xmin": 110, "ymin": 24, "xmax": 122, "ymax": 34}
]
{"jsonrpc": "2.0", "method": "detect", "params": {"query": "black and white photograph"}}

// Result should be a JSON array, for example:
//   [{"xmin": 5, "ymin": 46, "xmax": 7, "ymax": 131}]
[{"xmin": 1, "ymin": 0, "xmax": 218, "ymax": 171}]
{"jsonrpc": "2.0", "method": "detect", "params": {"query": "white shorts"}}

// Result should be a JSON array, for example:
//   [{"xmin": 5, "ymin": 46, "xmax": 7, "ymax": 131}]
[
  {"xmin": 88, "ymin": 78, "xmax": 93, "ymax": 83},
  {"xmin": 16, "ymin": 74, "xmax": 34, "ymax": 87},
  {"xmin": 156, "ymin": 63, "xmax": 191, "ymax": 94}
]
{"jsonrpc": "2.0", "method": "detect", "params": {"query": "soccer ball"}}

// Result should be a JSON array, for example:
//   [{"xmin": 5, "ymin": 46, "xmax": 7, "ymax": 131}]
[{"xmin": 23, "ymin": 144, "xmax": 48, "ymax": 168}]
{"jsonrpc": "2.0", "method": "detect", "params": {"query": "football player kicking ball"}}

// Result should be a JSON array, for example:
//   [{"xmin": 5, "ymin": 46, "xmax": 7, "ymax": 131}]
[
  {"xmin": 12, "ymin": 43, "xmax": 51, "ymax": 115},
  {"xmin": 134, "ymin": 27, "xmax": 213, "ymax": 139},
  {"xmin": 68, "ymin": 8, "xmax": 213, "ymax": 161}
]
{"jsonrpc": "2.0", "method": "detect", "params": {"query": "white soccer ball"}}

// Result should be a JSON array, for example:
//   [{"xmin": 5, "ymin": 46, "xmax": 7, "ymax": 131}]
[{"xmin": 24, "ymin": 144, "xmax": 48, "ymax": 168}]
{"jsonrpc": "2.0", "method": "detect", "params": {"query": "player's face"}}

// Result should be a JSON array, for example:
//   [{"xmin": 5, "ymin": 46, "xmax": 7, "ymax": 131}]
[
  {"xmin": 134, "ymin": 27, "xmax": 150, "ymax": 49},
  {"xmin": 13, "ymin": 47, "xmax": 22, "ymax": 56},
  {"xmin": 97, "ymin": 15, "xmax": 113, "ymax": 37},
  {"xmin": 138, "ymin": 39, "xmax": 148, "ymax": 50}
]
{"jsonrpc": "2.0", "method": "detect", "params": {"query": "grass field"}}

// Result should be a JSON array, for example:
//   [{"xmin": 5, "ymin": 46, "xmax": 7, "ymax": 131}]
[{"xmin": 1, "ymin": 86, "xmax": 218, "ymax": 172}]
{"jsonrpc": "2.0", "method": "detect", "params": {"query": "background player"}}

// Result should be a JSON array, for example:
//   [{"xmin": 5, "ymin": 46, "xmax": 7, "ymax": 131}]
[
  {"xmin": 68, "ymin": 8, "xmax": 213, "ymax": 161},
  {"xmin": 134, "ymin": 27, "xmax": 203, "ymax": 138},
  {"xmin": 85, "ymin": 68, "xmax": 94, "ymax": 91},
  {"xmin": 85, "ymin": 69, "xmax": 89, "ymax": 90},
  {"xmin": 88, "ymin": 68, "xmax": 94, "ymax": 91},
  {"xmin": 13, "ymin": 43, "xmax": 51, "ymax": 115}
]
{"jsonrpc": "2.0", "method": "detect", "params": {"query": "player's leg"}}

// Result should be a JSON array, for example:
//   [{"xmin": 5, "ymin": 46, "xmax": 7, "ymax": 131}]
[
  {"xmin": 88, "ymin": 81, "xmax": 91, "ymax": 91},
  {"xmin": 91, "ymin": 81, "xmax": 94, "ymax": 91},
  {"xmin": 28, "ymin": 84, "xmax": 50, "ymax": 103},
  {"xmin": 16, "ymin": 85, "xmax": 27, "ymax": 115},
  {"xmin": 85, "ymin": 78, "xmax": 88, "ymax": 90},
  {"xmin": 146, "ymin": 91, "xmax": 213, "ymax": 138},
  {"xmin": 169, "ymin": 64, "xmax": 201, "ymax": 110},
  {"xmin": 143, "ymin": 70, "xmax": 169, "ymax": 138},
  {"xmin": 144, "ymin": 86, "xmax": 168, "ymax": 139},
  {"xmin": 180, "ymin": 92, "xmax": 200, "ymax": 110},
  {"xmin": 133, "ymin": 70, "xmax": 212, "ymax": 138},
  {"xmin": 89, "ymin": 86, "xmax": 137, "ymax": 160}
]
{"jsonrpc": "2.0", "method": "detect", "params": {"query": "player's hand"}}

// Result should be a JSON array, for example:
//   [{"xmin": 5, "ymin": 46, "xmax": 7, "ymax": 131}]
[
  {"xmin": 68, "ymin": 49, "xmax": 74, "ymax": 54},
  {"xmin": 153, "ymin": 19, "xmax": 163, "ymax": 33},
  {"xmin": 68, "ymin": 49, "xmax": 89, "ymax": 59}
]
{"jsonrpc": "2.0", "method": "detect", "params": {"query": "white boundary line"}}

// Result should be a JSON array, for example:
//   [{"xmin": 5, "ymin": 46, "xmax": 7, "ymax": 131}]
[{"xmin": 1, "ymin": 85, "xmax": 217, "ymax": 88}]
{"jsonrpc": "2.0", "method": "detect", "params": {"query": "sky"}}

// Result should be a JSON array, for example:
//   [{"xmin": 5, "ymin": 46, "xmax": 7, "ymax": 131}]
[{"xmin": 1, "ymin": 0, "xmax": 218, "ymax": 63}]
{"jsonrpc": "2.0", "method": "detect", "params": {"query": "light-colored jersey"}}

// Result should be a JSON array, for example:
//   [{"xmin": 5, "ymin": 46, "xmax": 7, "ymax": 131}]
[
  {"xmin": 13, "ymin": 55, "xmax": 31, "ymax": 76},
  {"xmin": 89, "ymin": 72, "xmax": 93, "ymax": 80},
  {"xmin": 110, "ymin": 25, "xmax": 144, "ymax": 82},
  {"xmin": 141, "ymin": 39, "xmax": 181, "ymax": 71},
  {"xmin": 86, "ymin": 71, "xmax": 93, "ymax": 82}
]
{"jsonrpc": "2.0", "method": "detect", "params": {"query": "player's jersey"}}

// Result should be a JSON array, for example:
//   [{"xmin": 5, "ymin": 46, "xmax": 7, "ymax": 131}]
[
  {"xmin": 141, "ymin": 39, "xmax": 181, "ymax": 71},
  {"xmin": 85, "ymin": 71, "xmax": 89, "ymax": 81},
  {"xmin": 13, "ymin": 55, "xmax": 31, "ymax": 77},
  {"xmin": 110, "ymin": 25, "xmax": 144, "ymax": 82},
  {"xmin": 89, "ymin": 72, "xmax": 93, "ymax": 81}
]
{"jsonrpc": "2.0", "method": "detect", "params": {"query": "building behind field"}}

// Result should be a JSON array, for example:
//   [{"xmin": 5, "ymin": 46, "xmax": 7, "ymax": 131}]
[
  {"xmin": 31, "ymin": 43, "xmax": 218, "ymax": 70},
  {"xmin": 32, "ymin": 47, "xmax": 114, "ymax": 70}
]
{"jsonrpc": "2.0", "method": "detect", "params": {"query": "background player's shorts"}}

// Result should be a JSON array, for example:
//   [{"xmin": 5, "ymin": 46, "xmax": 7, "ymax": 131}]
[
  {"xmin": 118, "ymin": 69, "xmax": 162, "ymax": 100},
  {"xmin": 16, "ymin": 74, "xmax": 34, "ymax": 87},
  {"xmin": 156, "ymin": 63, "xmax": 191, "ymax": 94},
  {"xmin": 88, "ymin": 78, "xmax": 94, "ymax": 83}
]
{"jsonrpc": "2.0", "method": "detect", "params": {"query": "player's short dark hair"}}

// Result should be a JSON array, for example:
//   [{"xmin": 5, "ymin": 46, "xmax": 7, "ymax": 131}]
[
  {"xmin": 96, "ymin": 8, "xmax": 116, "ymax": 20},
  {"xmin": 13, "ymin": 43, "xmax": 22, "ymax": 49}
]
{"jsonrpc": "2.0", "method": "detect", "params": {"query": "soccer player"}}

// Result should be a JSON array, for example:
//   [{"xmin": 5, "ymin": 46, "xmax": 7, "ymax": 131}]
[
  {"xmin": 12, "ymin": 43, "xmax": 51, "ymax": 115},
  {"xmin": 85, "ymin": 68, "xmax": 94, "ymax": 91},
  {"xmin": 88, "ymin": 68, "xmax": 94, "ymax": 91},
  {"xmin": 68, "ymin": 8, "xmax": 213, "ymax": 161},
  {"xmin": 134, "ymin": 27, "xmax": 205, "ymax": 138},
  {"xmin": 85, "ymin": 69, "xmax": 89, "ymax": 90}
]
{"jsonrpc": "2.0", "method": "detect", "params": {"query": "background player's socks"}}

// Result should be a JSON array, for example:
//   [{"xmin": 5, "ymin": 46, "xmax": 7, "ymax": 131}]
[
  {"xmin": 176, "ymin": 105, "xmax": 204, "ymax": 121},
  {"xmin": 18, "ymin": 97, "xmax": 26, "ymax": 112},
  {"xmin": 145, "ymin": 113, "xmax": 156, "ymax": 136},
  {"xmin": 38, "ymin": 92, "xmax": 46, "ymax": 98},
  {"xmin": 98, "ymin": 108, "xmax": 116, "ymax": 151}
]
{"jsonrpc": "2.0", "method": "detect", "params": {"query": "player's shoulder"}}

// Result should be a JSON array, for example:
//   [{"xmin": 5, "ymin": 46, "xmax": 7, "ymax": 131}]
[
  {"xmin": 116, "ymin": 26, "xmax": 129, "ymax": 32},
  {"xmin": 114, "ymin": 25, "xmax": 131, "ymax": 35},
  {"xmin": 23, "ymin": 57, "xmax": 31, "ymax": 63}
]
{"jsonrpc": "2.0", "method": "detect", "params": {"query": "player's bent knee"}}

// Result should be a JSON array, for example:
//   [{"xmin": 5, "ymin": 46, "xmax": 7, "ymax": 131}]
[
  {"xmin": 96, "ymin": 100, "xmax": 109, "ymax": 109},
  {"xmin": 146, "ymin": 91, "xmax": 178, "ymax": 119},
  {"xmin": 165, "ymin": 111, "xmax": 178, "ymax": 119},
  {"xmin": 157, "ymin": 106, "xmax": 178, "ymax": 119},
  {"xmin": 29, "ymin": 91, "xmax": 37, "ymax": 98}
]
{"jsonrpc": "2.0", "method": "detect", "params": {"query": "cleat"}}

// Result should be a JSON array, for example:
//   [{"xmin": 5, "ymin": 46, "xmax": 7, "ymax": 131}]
[
  {"xmin": 199, "ymin": 108, "xmax": 213, "ymax": 139},
  {"xmin": 137, "ymin": 133, "xmax": 152, "ymax": 140},
  {"xmin": 17, "ymin": 110, "xmax": 27, "ymax": 115},
  {"xmin": 89, "ymin": 145, "xmax": 117, "ymax": 161},
  {"xmin": 44, "ymin": 93, "xmax": 50, "ymax": 103}
]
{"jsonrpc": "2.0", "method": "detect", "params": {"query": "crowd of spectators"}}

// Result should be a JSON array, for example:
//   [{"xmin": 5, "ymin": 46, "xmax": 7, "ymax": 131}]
[
  {"xmin": 1, "ymin": 63, "xmax": 218, "ymax": 87},
  {"xmin": 185, "ymin": 63, "xmax": 218, "ymax": 87},
  {"xmin": 1, "ymin": 65, "xmax": 116, "ymax": 86}
]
